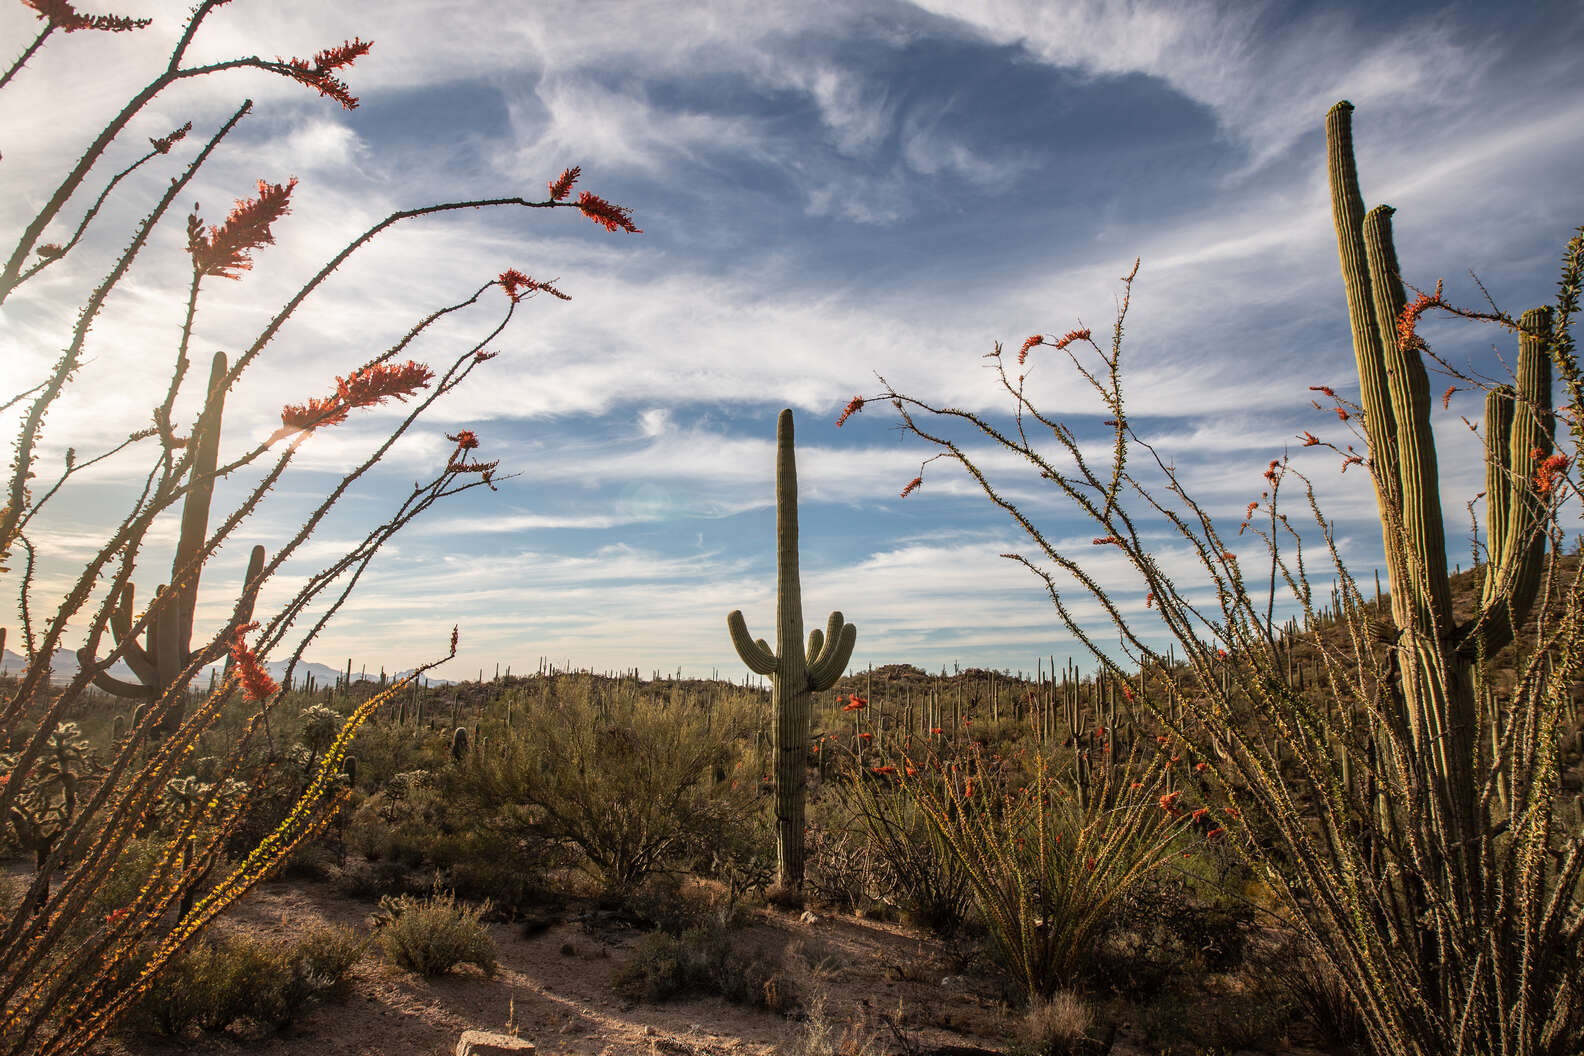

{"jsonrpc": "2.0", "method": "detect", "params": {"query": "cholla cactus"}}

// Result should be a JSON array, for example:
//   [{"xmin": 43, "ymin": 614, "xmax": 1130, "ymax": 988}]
[{"xmin": 727, "ymin": 408, "xmax": 856, "ymax": 894}]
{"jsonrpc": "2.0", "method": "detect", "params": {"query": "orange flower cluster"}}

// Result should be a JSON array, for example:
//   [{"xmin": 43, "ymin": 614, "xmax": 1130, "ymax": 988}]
[
  {"xmin": 842, "ymin": 694, "xmax": 868, "ymax": 711},
  {"xmin": 548, "ymin": 166, "xmax": 582, "ymax": 202},
  {"xmin": 836, "ymin": 395, "xmax": 865, "ymax": 427},
  {"xmin": 277, "ymin": 37, "xmax": 373, "ymax": 110},
  {"xmin": 497, "ymin": 269, "xmax": 570, "ymax": 303},
  {"xmin": 279, "ymin": 360, "xmax": 434, "ymax": 433},
  {"xmin": 188, "ymin": 178, "xmax": 297, "ymax": 281},
  {"xmin": 1017, "ymin": 334, "xmax": 1043, "ymax": 364},
  {"xmin": 1300, "ymin": 431, "xmax": 1320, "ymax": 446},
  {"xmin": 1053, "ymin": 328, "xmax": 1090, "ymax": 350},
  {"xmin": 1443, "ymin": 385, "xmax": 1458, "ymax": 409},
  {"xmin": 1535, "ymin": 452, "xmax": 1571, "ymax": 494},
  {"xmin": 22, "ymin": 0, "xmax": 150, "ymax": 32},
  {"xmin": 447, "ymin": 430, "xmax": 480, "ymax": 450},
  {"xmin": 1395, "ymin": 279, "xmax": 1444, "ymax": 352},
  {"xmin": 900, "ymin": 476, "xmax": 923, "ymax": 498},
  {"xmin": 872, "ymin": 765, "xmax": 897, "ymax": 775},
  {"xmin": 229, "ymin": 621, "xmax": 278, "ymax": 704},
  {"xmin": 577, "ymin": 191, "xmax": 641, "ymax": 234},
  {"xmin": 929, "ymin": 726, "xmax": 944, "ymax": 736}
]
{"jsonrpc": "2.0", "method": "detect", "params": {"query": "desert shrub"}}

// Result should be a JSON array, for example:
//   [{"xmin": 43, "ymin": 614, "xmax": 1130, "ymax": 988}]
[
  {"xmin": 376, "ymin": 891, "xmax": 495, "ymax": 977},
  {"xmin": 610, "ymin": 920, "xmax": 795, "ymax": 1012},
  {"xmin": 1089, "ymin": 856, "xmax": 1257, "ymax": 1000},
  {"xmin": 897, "ymin": 742, "xmax": 1191, "ymax": 1002},
  {"xmin": 1270, "ymin": 934, "xmax": 1367, "ymax": 1052},
  {"xmin": 827, "ymin": 752, "xmax": 973, "ymax": 933},
  {"xmin": 458, "ymin": 689, "xmax": 752, "ymax": 894},
  {"xmin": 120, "ymin": 924, "xmax": 364, "ymax": 1037}
]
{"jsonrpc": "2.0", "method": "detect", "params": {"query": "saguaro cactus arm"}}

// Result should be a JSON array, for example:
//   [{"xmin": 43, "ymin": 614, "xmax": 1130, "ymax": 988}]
[
  {"xmin": 806, "ymin": 610, "xmax": 856, "ymax": 690},
  {"xmin": 727, "ymin": 610, "xmax": 778, "ymax": 675},
  {"xmin": 1465, "ymin": 306, "xmax": 1555, "ymax": 656}
]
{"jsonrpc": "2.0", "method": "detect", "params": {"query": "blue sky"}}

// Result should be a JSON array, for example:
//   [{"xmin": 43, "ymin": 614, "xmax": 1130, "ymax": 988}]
[{"xmin": 3, "ymin": 0, "xmax": 1582, "ymax": 685}]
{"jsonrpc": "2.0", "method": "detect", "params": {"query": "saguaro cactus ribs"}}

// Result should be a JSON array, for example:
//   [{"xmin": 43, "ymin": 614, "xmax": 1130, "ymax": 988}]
[{"xmin": 728, "ymin": 408, "xmax": 856, "ymax": 895}]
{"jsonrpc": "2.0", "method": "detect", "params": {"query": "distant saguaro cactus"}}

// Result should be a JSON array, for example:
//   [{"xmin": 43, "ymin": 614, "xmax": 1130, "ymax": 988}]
[
  {"xmin": 728, "ymin": 408, "xmax": 856, "ymax": 895},
  {"xmin": 75, "ymin": 351, "xmax": 265, "ymax": 735}
]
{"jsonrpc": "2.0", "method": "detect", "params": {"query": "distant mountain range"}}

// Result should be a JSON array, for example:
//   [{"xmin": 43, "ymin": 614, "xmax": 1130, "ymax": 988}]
[{"xmin": 0, "ymin": 649, "xmax": 452, "ymax": 687}]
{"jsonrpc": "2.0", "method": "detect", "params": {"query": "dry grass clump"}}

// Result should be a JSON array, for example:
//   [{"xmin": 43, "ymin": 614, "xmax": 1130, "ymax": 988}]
[{"xmin": 1016, "ymin": 988, "xmax": 1093, "ymax": 1055}]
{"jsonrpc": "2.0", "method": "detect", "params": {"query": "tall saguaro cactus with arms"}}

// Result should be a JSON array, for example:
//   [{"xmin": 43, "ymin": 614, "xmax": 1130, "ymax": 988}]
[
  {"xmin": 1327, "ymin": 99, "xmax": 1566, "ymax": 1051},
  {"xmin": 76, "ymin": 350, "xmax": 266, "ymax": 734},
  {"xmin": 728, "ymin": 408, "xmax": 856, "ymax": 896}
]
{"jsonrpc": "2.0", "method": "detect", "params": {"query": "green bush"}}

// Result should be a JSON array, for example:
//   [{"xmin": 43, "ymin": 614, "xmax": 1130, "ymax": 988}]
[
  {"xmin": 121, "ymin": 924, "xmax": 364, "ymax": 1037},
  {"xmin": 376, "ymin": 890, "xmax": 495, "ymax": 977},
  {"xmin": 458, "ymin": 689, "xmax": 753, "ymax": 894},
  {"xmin": 609, "ymin": 920, "xmax": 794, "ymax": 1012}
]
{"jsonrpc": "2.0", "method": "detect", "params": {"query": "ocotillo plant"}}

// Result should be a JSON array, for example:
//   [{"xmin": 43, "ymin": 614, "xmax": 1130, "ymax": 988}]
[
  {"xmin": 860, "ymin": 98, "xmax": 1583, "ymax": 1055},
  {"xmin": 728, "ymin": 408, "xmax": 856, "ymax": 894},
  {"xmin": 0, "ymin": 3, "xmax": 638, "ymax": 1053}
]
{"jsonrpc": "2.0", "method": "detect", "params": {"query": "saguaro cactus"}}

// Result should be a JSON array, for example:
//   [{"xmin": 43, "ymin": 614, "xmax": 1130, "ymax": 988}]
[
  {"xmin": 728, "ymin": 408, "xmax": 856, "ymax": 894},
  {"xmin": 1326, "ymin": 99, "xmax": 1557, "ymax": 1017},
  {"xmin": 76, "ymin": 351, "xmax": 266, "ymax": 733}
]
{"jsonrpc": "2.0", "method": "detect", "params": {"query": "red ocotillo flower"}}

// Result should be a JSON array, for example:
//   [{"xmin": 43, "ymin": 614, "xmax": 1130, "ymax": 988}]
[
  {"xmin": 1396, "ymin": 279, "xmax": 1444, "ymax": 352},
  {"xmin": 1443, "ymin": 385, "xmax": 1457, "ymax": 409},
  {"xmin": 498, "ymin": 269, "xmax": 537, "ymax": 302},
  {"xmin": 1018, "ymin": 335, "xmax": 1043, "ymax": 364},
  {"xmin": 278, "ymin": 360, "xmax": 434, "ymax": 434},
  {"xmin": 576, "ymin": 191, "xmax": 641, "ymax": 233},
  {"xmin": 1536, "ymin": 454, "xmax": 1571, "ymax": 494},
  {"xmin": 1335, "ymin": 406, "xmax": 1350, "ymax": 421},
  {"xmin": 872, "ymin": 765, "xmax": 897, "ymax": 775},
  {"xmin": 447, "ymin": 430, "xmax": 480, "ymax": 450},
  {"xmin": 548, "ymin": 166, "xmax": 581, "ymax": 201},
  {"xmin": 1300, "ymin": 431, "xmax": 1320, "ymax": 446},
  {"xmin": 188, "ymin": 178, "xmax": 297, "ymax": 280},
  {"xmin": 22, "ymin": 0, "xmax": 150, "ymax": 32},
  {"xmin": 277, "ymin": 37, "xmax": 373, "ymax": 110},
  {"xmin": 836, "ymin": 396, "xmax": 865, "ymax": 427},
  {"xmin": 901, "ymin": 476, "xmax": 923, "ymax": 498},
  {"xmin": 1310, "ymin": 385, "xmax": 1336, "ymax": 398},
  {"xmin": 229, "ymin": 622, "xmax": 278, "ymax": 704},
  {"xmin": 1053, "ymin": 328, "xmax": 1090, "ymax": 350}
]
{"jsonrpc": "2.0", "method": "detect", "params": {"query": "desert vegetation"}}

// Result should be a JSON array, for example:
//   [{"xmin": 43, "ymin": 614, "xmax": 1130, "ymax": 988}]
[{"xmin": 4, "ymin": 2, "xmax": 1583, "ymax": 1056}]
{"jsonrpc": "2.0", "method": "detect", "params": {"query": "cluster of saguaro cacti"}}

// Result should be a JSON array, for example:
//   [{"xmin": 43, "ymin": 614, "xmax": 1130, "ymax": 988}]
[
  {"xmin": 75, "ymin": 351, "xmax": 265, "ymax": 734},
  {"xmin": 1328, "ymin": 97, "xmax": 1554, "ymax": 889},
  {"xmin": 728, "ymin": 409, "xmax": 856, "ymax": 895},
  {"xmin": 1323, "ymin": 99, "xmax": 1567, "ymax": 1051}
]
